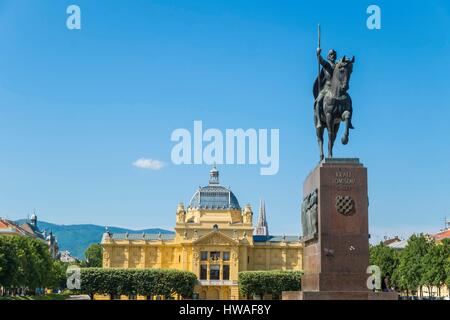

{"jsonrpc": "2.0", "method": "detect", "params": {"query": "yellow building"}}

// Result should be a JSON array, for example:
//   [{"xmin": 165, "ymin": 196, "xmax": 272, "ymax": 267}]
[{"xmin": 101, "ymin": 166, "xmax": 302, "ymax": 299}]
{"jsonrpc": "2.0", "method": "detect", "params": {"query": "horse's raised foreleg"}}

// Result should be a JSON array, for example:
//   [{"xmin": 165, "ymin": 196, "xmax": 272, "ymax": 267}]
[{"xmin": 341, "ymin": 110, "xmax": 351, "ymax": 145}]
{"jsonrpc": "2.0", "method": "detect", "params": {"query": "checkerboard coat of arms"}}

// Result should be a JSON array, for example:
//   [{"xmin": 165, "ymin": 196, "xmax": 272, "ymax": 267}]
[{"xmin": 335, "ymin": 195, "xmax": 355, "ymax": 216}]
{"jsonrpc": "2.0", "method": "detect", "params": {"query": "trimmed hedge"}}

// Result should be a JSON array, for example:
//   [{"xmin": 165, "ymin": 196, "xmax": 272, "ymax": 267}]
[
  {"xmin": 238, "ymin": 270, "xmax": 302, "ymax": 298},
  {"xmin": 80, "ymin": 268, "xmax": 197, "ymax": 299}
]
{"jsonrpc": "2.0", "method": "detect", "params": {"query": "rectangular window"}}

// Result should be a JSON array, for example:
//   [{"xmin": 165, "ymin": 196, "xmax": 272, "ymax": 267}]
[
  {"xmin": 223, "ymin": 251, "xmax": 230, "ymax": 261},
  {"xmin": 200, "ymin": 251, "xmax": 208, "ymax": 261},
  {"xmin": 200, "ymin": 265, "xmax": 207, "ymax": 280},
  {"xmin": 210, "ymin": 265, "xmax": 220, "ymax": 280},
  {"xmin": 210, "ymin": 251, "xmax": 220, "ymax": 261},
  {"xmin": 223, "ymin": 265, "xmax": 230, "ymax": 280}
]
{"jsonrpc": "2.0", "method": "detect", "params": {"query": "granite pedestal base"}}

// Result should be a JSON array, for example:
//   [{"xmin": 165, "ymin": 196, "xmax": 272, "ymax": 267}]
[
  {"xmin": 282, "ymin": 291, "xmax": 399, "ymax": 300},
  {"xmin": 283, "ymin": 159, "xmax": 398, "ymax": 300}
]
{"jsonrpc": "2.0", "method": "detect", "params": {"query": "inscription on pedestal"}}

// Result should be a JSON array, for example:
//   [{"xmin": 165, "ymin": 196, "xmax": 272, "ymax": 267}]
[{"xmin": 335, "ymin": 169, "xmax": 355, "ymax": 191}]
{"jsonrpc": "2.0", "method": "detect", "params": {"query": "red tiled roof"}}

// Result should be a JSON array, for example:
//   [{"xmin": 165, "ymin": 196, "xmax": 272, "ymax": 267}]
[
  {"xmin": 0, "ymin": 219, "xmax": 27, "ymax": 236},
  {"xmin": 0, "ymin": 219, "xmax": 13, "ymax": 228},
  {"xmin": 0, "ymin": 219, "xmax": 40, "ymax": 238},
  {"xmin": 433, "ymin": 229, "xmax": 450, "ymax": 241}
]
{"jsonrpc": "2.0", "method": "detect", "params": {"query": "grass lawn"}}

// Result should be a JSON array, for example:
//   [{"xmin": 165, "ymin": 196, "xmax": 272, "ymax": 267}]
[{"xmin": 0, "ymin": 294, "xmax": 71, "ymax": 300}]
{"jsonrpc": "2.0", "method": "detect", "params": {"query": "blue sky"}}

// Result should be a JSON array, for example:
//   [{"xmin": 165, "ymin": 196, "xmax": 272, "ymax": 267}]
[{"xmin": 0, "ymin": 0, "xmax": 449, "ymax": 243}]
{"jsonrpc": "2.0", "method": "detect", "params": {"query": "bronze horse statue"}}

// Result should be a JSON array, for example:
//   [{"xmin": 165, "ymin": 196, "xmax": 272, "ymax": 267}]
[{"xmin": 314, "ymin": 56, "xmax": 355, "ymax": 161}]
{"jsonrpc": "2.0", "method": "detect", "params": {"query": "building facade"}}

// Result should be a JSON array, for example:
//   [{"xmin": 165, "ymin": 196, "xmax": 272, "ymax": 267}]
[
  {"xmin": 0, "ymin": 214, "xmax": 59, "ymax": 259},
  {"xmin": 101, "ymin": 167, "xmax": 303, "ymax": 299},
  {"xmin": 59, "ymin": 250, "xmax": 79, "ymax": 263}
]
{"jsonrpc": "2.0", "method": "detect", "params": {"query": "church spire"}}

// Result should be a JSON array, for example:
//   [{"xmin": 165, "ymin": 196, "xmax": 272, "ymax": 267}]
[{"xmin": 255, "ymin": 199, "xmax": 269, "ymax": 236}]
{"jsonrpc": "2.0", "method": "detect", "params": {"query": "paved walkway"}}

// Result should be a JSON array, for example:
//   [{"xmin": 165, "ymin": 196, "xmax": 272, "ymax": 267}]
[{"xmin": 66, "ymin": 295, "xmax": 91, "ymax": 300}]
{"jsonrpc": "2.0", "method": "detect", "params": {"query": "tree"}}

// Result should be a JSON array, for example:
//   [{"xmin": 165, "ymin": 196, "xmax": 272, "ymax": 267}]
[
  {"xmin": 48, "ymin": 260, "xmax": 69, "ymax": 290},
  {"xmin": 27, "ymin": 237, "xmax": 54, "ymax": 290},
  {"xmin": 393, "ymin": 234, "xmax": 432, "ymax": 297},
  {"xmin": 370, "ymin": 242, "xmax": 400, "ymax": 284},
  {"xmin": 0, "ymin": 237, "xmax": 20, "ymax": 291},
  {"xmin": 0, "ymin": 235, "xmax": 55, "ymax": 295},
  {"xmin": 445, "ymin": 241, "xmax": 450, "ymax": 298},
  {"xmin": 84, "ymin": 244, "xmax": 103, "ymax": 268},
  {"xmin": 421, "ymin": 238, "xmax": 450, "ymax": 297}
]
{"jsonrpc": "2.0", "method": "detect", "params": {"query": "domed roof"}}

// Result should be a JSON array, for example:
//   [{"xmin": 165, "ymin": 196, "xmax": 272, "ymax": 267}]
[{"xmin": 188, "ymin": 166, "xmax": 240, "ymax": 210}]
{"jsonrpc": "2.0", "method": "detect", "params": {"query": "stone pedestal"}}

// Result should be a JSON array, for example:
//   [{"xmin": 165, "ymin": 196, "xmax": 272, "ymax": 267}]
[
  {"xmin": 282, "ymin": 291, "xmax": 399, "ymax": 300},
  {"xmin": 283, "ymin": 158, "xmax": 398, "ymax": 300}
]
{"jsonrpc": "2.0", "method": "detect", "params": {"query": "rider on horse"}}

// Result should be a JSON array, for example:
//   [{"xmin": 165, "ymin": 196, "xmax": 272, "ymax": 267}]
[{"xmin": 314, "ymin": 48, "xmax": 354, "ymax": 130}]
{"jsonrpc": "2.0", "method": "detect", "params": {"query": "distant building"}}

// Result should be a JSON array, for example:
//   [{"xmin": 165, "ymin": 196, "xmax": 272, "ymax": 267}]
[
  {"xmin": 432, "ymin": 218, "xmax": 450, "ymax": 244},
  {"xmin": 382, "ymin": 236, "xmax": 407, "ymax": 250},
  {"xmin": 382, "ymin": 236, "xmax": 401, "ymax": 246},
  {"xmin": 0, "ymin": 219, "xmax": 33, "ymax": 237},
  {"xmin": 0, "ymin": 214, "xmax": 59, "ymax": 259},
  {"xmin": 432, "ymin": 229, "xmax": 450, "ymax": 243},
  {"xmin": 386, "ymin": 240, "xmax": 408, "ymax": 250},
  {"xmin": 102, "ymin": 166, "xmax": 302, "ymax": 300},
  {"xmin": 20, "ymin": 214, "xmax": 45, "ymax": 239},
  {"xmin": 382, "ymin": 220, "xmax": 450, "ymax": 250},
  {"xmin": 59, "ymin": 250, "xmax": 79, "ymax": 263}
]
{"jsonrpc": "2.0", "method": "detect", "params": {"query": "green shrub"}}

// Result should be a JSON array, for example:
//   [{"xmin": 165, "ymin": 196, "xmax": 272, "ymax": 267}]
[
  {"xmin": 79, "ymin": 268, "xmax": 197, "ymax": 299},
  {"xmin": 238, "ymin": 270, "xmax": 302, "ymax": 298}
]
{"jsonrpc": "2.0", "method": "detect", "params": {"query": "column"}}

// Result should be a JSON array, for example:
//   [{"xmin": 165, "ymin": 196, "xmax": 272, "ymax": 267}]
[
  {"xmin": 281, "ymin": 247, "xmax": 287, "ymax": 270},
  {"xmin": 219, "ymin": 256, "xmax": 223, "ymax": 282},
  {"xmin": 241, "ymin": 246, "xmax": 248, "ymax": 271},
  {"xmin": 181, "ymin": 246, "xmax": 188, "ymax": 270},
  {"xmin": 141, "ymin": 246, "xmax": 146, "ymax": 268},
  {"xmin": 124, "ymin": 245, "xmax": 129, "ymax": 268},
  {"xmin": 156, "ymin": 247, "xmax": 162, "ymax": 268},
  {"xmin": 230, "ymin": 286, "xmax": 240, "ymax": 300},
  {"xmin": 265, "ymin": 247, "xmax": 270, "ymax": 270},
  {"xmin": 192, "ymin": 247, "xmax": 200, "ymax": 279}
]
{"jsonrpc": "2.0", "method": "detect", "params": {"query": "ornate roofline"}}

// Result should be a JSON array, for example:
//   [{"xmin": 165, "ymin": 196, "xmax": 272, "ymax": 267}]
[
  {"xmin": 188, "ymin": 166, "xmax": 241, "ymax": 210},
  {"xmin": 193, "ymin": 229, "xmax": 239, "ymax": 245}
]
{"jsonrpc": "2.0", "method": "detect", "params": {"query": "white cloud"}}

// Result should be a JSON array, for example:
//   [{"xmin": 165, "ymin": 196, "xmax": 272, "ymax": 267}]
[{"xmin": 133, "ymin": 158, "xmax": 165, "ymax": 170}]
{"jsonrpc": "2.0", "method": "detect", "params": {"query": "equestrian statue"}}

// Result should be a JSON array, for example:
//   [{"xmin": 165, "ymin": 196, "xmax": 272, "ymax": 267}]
[{"xmin": 313, "ymin": 25, "xmax": 355, "ymax": 161}]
